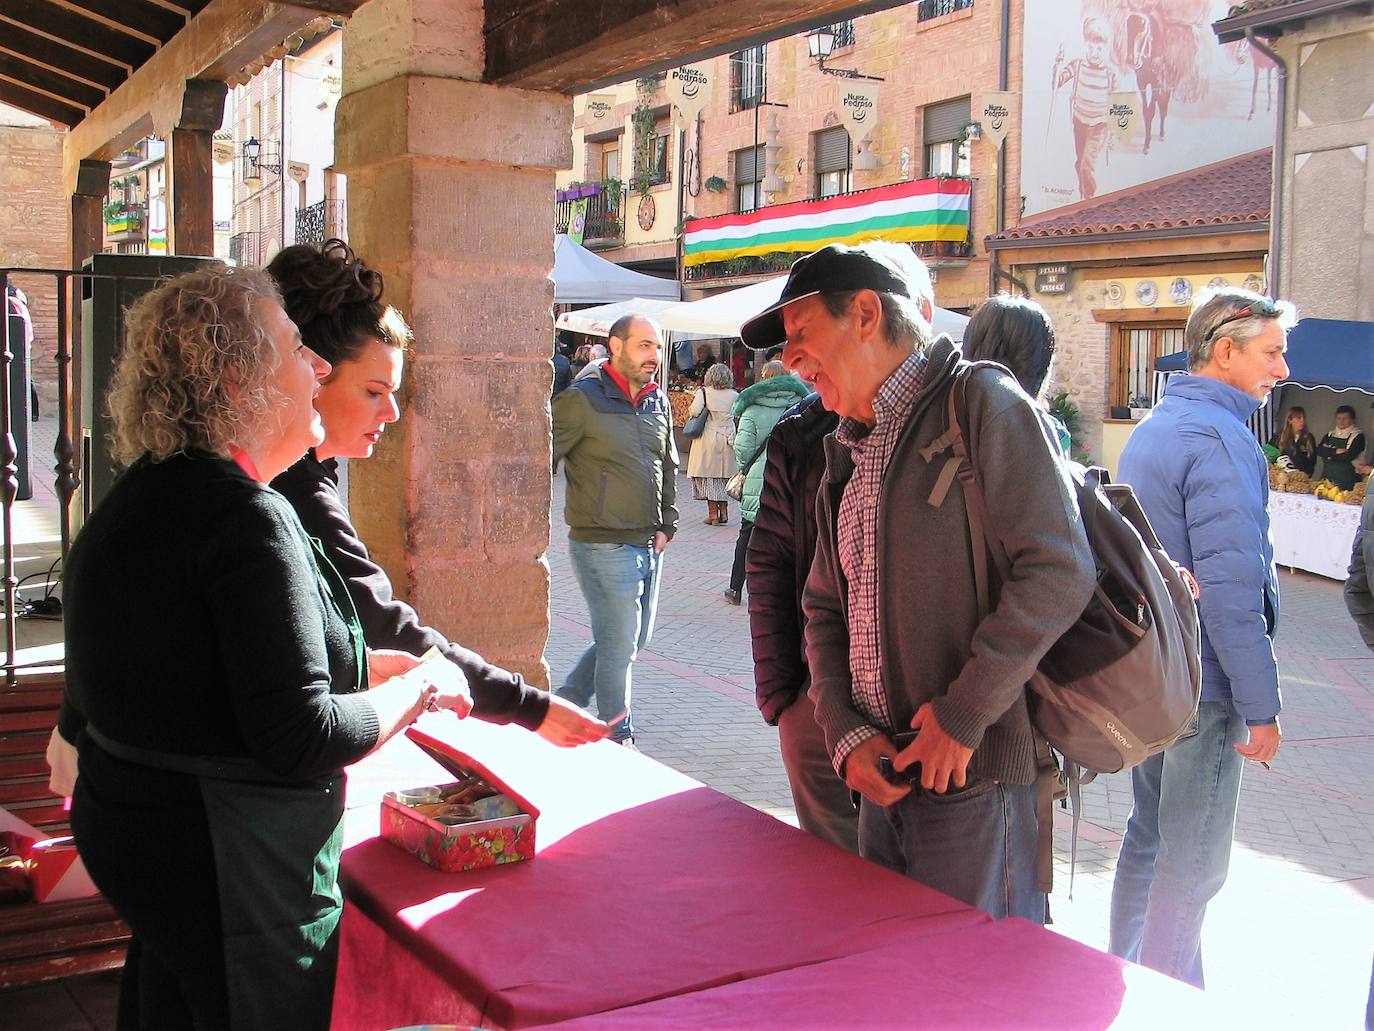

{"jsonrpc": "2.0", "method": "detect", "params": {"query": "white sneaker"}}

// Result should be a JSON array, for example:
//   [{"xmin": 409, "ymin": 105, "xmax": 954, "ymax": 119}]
[{"xmin": 619, "ymin": 738, "xmax": 640, "ymax": 752}]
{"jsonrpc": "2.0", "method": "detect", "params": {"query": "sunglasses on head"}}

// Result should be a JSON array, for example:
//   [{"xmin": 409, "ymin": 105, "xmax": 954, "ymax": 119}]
[{"xmin": 1208, "ymin": 298, "xmax": 1283, "ymax": 340}]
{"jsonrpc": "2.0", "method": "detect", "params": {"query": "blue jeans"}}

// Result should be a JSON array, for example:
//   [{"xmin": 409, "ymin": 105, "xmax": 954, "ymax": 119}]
[
  {"xmin": 1109, "ymin": 700, "xmax": 1247, "ymax": 988},
  {"xmin": 557, "ymin": 540, "xmax": 662, "ymax": 742},
  {"xmin": 859, "ymin": 778, "xmax": 1044, "ymax": 921}
]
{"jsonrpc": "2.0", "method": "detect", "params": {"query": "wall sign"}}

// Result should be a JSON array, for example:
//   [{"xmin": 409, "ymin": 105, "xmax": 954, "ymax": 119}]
[{"xmin": 1035, "ymin": 263, "xmax": 1071, "ymax": 294}]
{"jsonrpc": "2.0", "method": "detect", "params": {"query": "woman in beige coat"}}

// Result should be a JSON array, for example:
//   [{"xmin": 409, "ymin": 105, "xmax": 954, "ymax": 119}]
[{"xmin": 686, "ymin": 362, "xmax": 739, "ymax": 524}]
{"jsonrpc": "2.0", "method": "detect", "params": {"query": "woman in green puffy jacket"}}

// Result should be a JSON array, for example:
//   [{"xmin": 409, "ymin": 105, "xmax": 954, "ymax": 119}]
[{"xmin": 724, "ymin": 361, "xmax": 811, "ymax": 604}]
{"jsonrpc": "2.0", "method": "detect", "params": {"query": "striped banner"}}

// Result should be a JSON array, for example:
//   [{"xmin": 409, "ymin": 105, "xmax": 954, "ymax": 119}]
[{"xmin": 683, "ymin": 178, "xmax": 971, "ymax": 268}]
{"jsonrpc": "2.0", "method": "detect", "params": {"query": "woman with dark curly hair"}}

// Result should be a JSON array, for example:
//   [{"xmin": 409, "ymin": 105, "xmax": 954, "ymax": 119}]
[
  {"xmin": 266, "ymin": 239, "xmax": 609, "ymax": 745},
  {"xmin": 60, "ymin": 264, "xmax": 472, "ymax": 1028}
]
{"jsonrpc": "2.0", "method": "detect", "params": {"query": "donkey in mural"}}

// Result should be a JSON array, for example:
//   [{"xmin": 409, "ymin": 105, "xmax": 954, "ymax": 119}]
[{"xmin": 1117, "ymin": 3, "xmax": 1208, "ymax": 154}]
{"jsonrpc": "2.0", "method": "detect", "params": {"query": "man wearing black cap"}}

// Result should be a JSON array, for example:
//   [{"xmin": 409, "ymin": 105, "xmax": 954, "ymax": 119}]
[{"xmin": 740, "ymin": 242, "xmax": 1094, "ymax": 919}]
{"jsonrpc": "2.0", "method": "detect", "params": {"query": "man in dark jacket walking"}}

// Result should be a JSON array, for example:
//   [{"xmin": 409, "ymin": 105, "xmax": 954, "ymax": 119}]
[
  {"xmin": 745, "ymin": 391, "xmax": 856, "ymax": 852},
  {"xmin": 553, "ymin": 314, "xmax": 678, "ymax": 746},
  {"xmin": 741, "ymin": 242, "xmax": 1093, "ymax": 919}
]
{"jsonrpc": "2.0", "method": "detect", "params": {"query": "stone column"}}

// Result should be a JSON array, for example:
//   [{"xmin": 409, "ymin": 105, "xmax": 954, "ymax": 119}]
[{"xmin": 335, "ymin": 0, "xmax": 571, "ymax": 686}]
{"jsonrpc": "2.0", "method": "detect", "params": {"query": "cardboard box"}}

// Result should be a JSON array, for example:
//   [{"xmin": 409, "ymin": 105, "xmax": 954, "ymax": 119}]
[{"xmin": 381, "ymin": 728, "xmax": 539, "ymax": 873}]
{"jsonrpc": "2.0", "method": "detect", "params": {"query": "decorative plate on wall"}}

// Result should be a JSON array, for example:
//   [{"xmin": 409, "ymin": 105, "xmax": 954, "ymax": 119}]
[
  {"xmin": 1135, "ymin": 279, "xmax": 1158, "ymax": 306},
  {"xmin": 638, "ymin": 194, "xmax": 656, "ymax": 231}
]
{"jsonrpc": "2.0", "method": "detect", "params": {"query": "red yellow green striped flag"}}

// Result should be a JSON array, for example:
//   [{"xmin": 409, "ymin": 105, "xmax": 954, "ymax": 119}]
[{"xmin": 683, "ymin": 178, "xmax": 971, "ymax": 268}]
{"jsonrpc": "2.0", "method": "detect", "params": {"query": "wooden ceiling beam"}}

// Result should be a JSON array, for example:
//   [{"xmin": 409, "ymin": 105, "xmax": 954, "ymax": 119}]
[
  {"xmin": 59, "ymin": 0, "xmax": 189, "ymax": 44},
  {"xmin": 154, "ymin": 0, "xmax": 214, "ymax": 15},
  {"xmin": 4, "ymin": 0, "xmax": 155, "ymax": 67},
  {"xmin": 0, "ymin": 51, "xmax": 106, "ymax": 109},
  {"xmin": 484, "ymin": 0, "xmax": 911, "ymax": 91},
  {"xmin": 0, "ymin": 76, "xmax": 84, "ymax": 125},
  {"xmin": 0, "ymin": 20, "xmax": 127, "ymax": 90},
  {"xmin": 62, "ymin": 0, "xmax": 356, "ymax": 191}
]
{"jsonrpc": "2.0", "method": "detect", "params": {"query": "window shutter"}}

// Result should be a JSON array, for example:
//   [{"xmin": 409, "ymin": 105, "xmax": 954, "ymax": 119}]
[
  {"xmin": 734, "ymin": 146, "xmax": 763, "ymax": 183},
  {"xmin": 815, "ymin": 127, "xmax": 851, "ymax": 174},
  {"xmin": 924, "ymin": 96, "xmax": 971, "ymax": 144}
]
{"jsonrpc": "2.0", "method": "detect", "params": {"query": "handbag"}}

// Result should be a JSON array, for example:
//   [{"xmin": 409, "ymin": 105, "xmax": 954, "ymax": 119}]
[
  {"xmin": 725, "ymin": 437, "xmax": 770, "ymax": 501},
  {"xmin": 682, "ymin": 389, "xmax": 708, "ymax": 439}
]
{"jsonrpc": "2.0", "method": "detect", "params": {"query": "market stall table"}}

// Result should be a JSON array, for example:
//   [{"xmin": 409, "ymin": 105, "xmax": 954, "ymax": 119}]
[
  {"xmin": 536, "ymin": 918, "xmax": 1250, "ymax": 1030},
  {"xmin": 331, "ymin": 717, "xmax": 989, "ymax": 1030},
  {"xmin": 1268, "ymin": 492, "xmax": 1360, "ymax": 580}
]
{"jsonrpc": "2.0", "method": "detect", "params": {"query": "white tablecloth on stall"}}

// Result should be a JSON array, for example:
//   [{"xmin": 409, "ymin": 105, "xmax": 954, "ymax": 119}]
[{"xmin": 1268, "ymin": 492, "xmax": 1361, "ymax": 580}]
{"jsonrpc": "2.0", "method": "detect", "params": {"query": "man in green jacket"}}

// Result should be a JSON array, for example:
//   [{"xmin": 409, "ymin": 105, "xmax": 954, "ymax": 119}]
[{"xmin": 553, "ymin": 315, "xmax": 678, "ymax": 746}]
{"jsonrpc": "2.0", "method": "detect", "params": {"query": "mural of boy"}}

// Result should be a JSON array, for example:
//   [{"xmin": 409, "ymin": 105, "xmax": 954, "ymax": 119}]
[{"xmin": 1051, "ymin": 16, "xmax": 1117, "ymax": 201}]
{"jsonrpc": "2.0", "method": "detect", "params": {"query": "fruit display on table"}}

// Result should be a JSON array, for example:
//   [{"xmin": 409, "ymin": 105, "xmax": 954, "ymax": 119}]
[
  {"xmin": 1269, "ymin": 467, "xmax": 1313, "ymax": 494},
  {"xmin": 1311, "ymin": 479, "xmax": 1367, "ymax": 505}
]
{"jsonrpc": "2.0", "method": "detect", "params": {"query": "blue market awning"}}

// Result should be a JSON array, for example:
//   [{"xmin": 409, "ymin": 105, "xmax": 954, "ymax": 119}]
[{"xmin": 1153, "ymin": 318, "xmax": 1374, "ymax": 392}]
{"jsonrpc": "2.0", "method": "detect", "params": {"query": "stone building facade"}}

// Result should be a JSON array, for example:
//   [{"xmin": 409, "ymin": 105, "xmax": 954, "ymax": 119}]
[
  {"xmin": 0, "ymin": 103, "xmax": 68, "ymax": 409},
  {"xmin": 559, "ymin": 0, "xmax": 1023, "ymax": 309}
]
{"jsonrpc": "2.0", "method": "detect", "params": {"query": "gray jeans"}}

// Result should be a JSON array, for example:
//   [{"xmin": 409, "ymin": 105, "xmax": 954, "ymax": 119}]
[{"xmin": 777, "ymin": 693, "xmax": 859, "ymax": 854}]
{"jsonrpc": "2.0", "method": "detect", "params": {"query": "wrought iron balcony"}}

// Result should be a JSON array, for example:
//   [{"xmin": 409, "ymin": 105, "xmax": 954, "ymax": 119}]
[
  {"xmin": 294, "ymin": 199, "xmax": 347, "ymax": 246},
  {"xmin": 229, "ymin": 231, "xmax": 262, "ymax": 267},
  {"xmin": 916, "ymin": 0, "xmax": 974, "ymax": 21},
  {"xmin": 554, "ymin": 183, "xmax": 628, "ymax": 247},
  {"xmin": 103, "ymin": 206, "xmax": 145, "ymax": 241}
]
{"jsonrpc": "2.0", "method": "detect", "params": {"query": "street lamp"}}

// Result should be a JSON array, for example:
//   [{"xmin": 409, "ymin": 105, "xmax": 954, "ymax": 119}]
[
  {"xmin": 805, "ymin": 24, "xmax": 883, "ymax": 81},
  {"xmin": 244, "ymin": 136, "xmax": 281, "ymax": 176}
]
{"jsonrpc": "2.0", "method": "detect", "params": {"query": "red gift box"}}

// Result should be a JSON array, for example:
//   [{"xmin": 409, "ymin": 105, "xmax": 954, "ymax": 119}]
[
  {"xmin": 380, "ymin": 728, "xmax": 540, "ymax": 873},
  {"xmin": 28, "ymin": 835, "xmax": 98, "ymax": 903}
]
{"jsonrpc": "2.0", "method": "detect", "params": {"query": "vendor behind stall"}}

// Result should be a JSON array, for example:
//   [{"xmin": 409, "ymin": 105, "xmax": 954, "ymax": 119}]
[
  {"xmin": 1270, "ymin": 405, "xmax": 1317, "ymax": 476},
  {"xmin": 1317, "ymin": 405, "xmax": 1365, "ymax": 489}
]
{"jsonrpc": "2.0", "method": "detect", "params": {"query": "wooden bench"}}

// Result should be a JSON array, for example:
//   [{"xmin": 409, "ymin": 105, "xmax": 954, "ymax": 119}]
[{"xmin": 0, "ymin": 673, "xmax": 131, "ymax": 989}]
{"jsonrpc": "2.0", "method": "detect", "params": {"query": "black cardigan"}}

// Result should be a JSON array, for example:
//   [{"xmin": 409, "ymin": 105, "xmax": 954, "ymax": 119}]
[
  {"xmin": 62, "ymin": 453, "xmax": 379, "ymax": 779},
  {"xmin": 744, "ymin": 393, "xmax": 838, "ymax": 725},
  {"xmin": 272, "ymin": 454, "xmax": 549, "ymax": 730}
]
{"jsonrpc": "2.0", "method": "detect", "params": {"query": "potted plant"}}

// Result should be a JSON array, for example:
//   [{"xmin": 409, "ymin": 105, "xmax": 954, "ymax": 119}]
[{"xmin": 1128, "ymin": 394, "xmax": 1152, "ymax": 420}]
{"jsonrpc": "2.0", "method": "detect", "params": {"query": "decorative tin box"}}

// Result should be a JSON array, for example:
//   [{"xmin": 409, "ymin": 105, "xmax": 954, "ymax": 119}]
[{"xmin": 381, "ymin": 727, "xmax": 540, "ymax": 873}]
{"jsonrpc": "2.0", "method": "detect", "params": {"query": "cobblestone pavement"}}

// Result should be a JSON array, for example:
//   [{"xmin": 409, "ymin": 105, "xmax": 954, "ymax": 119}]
[{"xmin": 550, "ymin": 469, "xmax": 1374, "ymax": 1029}]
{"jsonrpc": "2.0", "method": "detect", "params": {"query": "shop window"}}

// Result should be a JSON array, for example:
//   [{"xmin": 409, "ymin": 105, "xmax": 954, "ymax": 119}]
[
  {"xmin": 814, "ymin": 126, "xmax": 851, "ymax": 199},
  {"xmin": 1110, "ymin": 322, "xmax": 1186, "ymax": 411},
  {"xmin": 924, "ymin": 96, "xmax": 971, "ymax": 177}
]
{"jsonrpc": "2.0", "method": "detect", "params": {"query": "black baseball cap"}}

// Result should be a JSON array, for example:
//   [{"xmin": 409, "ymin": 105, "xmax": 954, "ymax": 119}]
[{"xmin": 739, "ymin": 243, "xmax": 914, "ymax": 351}]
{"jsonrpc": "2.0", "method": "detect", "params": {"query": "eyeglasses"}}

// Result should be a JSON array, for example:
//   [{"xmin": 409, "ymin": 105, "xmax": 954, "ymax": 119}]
[{"xmin": 1208, "ymin": 298, "xmax": 1283, "ymax": 340}]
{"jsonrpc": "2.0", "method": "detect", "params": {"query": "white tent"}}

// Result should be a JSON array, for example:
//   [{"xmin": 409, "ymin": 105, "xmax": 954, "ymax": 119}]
[
  {"xmin": 657, "ymin": 276, "xmax": 970, "ymax": 342},
  {"xmin": 552, "ymin": 234, "xmax": 680, "ymax": 304},
  {"xmin": 555, "ymin": 298, "xmax": 680, "ymax": 337}
]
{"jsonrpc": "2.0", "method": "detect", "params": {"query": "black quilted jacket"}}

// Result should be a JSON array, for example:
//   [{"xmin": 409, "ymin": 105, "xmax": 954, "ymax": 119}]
[{"xmin": 744, "ymin": 392, "xmax": 838, "ymax": 724}]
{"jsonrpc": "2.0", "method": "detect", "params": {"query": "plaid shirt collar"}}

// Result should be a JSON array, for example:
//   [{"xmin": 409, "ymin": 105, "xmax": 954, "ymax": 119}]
[{"xmin": 834, "ymin": 349, "xmax": 928, "ymax": 451}]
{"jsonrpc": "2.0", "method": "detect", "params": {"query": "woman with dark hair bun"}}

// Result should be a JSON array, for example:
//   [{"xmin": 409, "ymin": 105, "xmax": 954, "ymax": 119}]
[
  {"xmin": 266, "ymin": 240, "xmax": 609, "ymax": 745},
  {"xmin": 962, "ymin": 293, "xmax": 1070, "ymax": 455}
]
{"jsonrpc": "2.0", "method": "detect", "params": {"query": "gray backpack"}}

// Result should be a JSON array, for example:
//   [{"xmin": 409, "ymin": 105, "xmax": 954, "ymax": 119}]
[{"xmin": 925, "ymin": 362, "xmax": 1203, "ymax": 775}]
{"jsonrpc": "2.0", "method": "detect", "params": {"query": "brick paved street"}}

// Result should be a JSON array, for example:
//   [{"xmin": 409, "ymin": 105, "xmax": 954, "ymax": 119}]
[{"xmin": 550, "ymin": 468, "xmax": 1374, "ymax": 1029}]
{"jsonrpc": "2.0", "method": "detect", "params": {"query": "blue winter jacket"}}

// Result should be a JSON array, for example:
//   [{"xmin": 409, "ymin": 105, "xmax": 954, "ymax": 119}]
[{"xmin": 1118, "ymin": 375, "xmax": 1281, "ymax": 724}]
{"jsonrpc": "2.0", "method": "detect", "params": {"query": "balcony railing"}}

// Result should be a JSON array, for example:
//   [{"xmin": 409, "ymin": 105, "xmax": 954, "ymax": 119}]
[
  {"xmin": 916, "ymin": 0, "xmax": 974, "ymax": 21},
  {"xmin": 294, "ymin": 199, "xmax": 347, "ymax": 246},
  {"xmin": 104, "ymin": 207, "xmax": 145, "ymax": 240},
  {"xmin": 229, "ymin": 231, "xmax": 262, "ymax": 267},
  {"xmin": 554, "ymin": 184, "xmax": 628, "ymax": 246}
]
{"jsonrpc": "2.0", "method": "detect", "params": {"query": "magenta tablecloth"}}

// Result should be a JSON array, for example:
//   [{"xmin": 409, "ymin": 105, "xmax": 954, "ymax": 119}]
[
  {"xmin": 331, "ymin": 716, "xmax": 987, "ymax": 1029},
  {"xmin": 538, "ymin": 918, "xmax": 1233, "ymax": 1030}
]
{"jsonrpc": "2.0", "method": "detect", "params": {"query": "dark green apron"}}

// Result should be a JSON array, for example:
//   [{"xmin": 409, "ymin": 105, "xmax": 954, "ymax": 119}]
[{"xmin": 87, "ymin": 535, "xmax": 369, "ymax": 1031}]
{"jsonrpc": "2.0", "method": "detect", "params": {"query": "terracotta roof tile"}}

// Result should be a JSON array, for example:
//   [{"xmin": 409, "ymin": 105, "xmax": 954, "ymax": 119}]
[{"xmin": 990, "ymin": 149, "xmax": 1271, "ymax": 243}]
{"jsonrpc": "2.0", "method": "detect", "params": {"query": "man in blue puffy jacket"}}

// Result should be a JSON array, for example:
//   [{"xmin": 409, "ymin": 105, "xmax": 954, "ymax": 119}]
[{"xmin": 1110, "ymin": 288, "xmax": 1292, "ymax": 988}]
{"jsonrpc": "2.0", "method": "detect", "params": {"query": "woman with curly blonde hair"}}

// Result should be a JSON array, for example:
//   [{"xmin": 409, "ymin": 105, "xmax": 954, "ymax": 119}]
[{"xmin": 58, "ymin": 264, "xmax": 471, "ymax": 1029}]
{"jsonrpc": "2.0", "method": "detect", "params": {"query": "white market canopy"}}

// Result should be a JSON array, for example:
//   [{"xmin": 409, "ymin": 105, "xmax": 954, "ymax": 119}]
[
  {"xmin": 657, "ymin": 276, "xmax": 970, "ymax": 342},
  {"xmin": 552, "ymin": 234, "xmax": 680, "ymax": 304},
  {"xmin": 555, "ymin": 298, "xmax": 680, "ymax": 337}
]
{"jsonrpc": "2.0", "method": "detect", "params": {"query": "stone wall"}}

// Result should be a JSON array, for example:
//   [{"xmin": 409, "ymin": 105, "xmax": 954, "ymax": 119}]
[
  {"xmin": 1273, "ymin": 18, "xmax": 1374, "ymax": 320},
  {"xmin": 0, "ymin": 105, "xmax": 69, "ymax": 411},
  {"xmin": 1029, "ymin": 288, "xmax": 1110, "ymax": 460}
]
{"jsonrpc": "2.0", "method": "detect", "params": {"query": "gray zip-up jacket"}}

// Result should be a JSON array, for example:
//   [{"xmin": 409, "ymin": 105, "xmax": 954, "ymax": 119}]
[{"xmin": 803, "ymin": 340, "xmax": 1095, "ymax": 785}]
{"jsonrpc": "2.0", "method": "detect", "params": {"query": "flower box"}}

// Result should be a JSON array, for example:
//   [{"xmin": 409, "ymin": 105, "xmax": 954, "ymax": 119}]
[{"xmin": 380, "ymin": 727, "xmax": 539, "ymax": 873}]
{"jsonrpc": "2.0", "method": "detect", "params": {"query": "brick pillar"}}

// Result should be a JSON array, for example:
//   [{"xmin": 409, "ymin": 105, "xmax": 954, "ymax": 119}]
[{"xmin": 335, "ymin": 0, "xmax": 571, "ymax": 686}]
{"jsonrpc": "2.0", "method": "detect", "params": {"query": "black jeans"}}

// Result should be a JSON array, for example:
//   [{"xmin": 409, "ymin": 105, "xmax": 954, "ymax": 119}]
[{"xmin": 730, "ymin": 519, "xmax": 754, "ymax": 593}]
